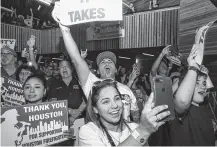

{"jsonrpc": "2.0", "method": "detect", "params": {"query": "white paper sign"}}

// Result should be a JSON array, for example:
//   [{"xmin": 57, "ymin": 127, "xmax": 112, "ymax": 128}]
[
  {"xmin": 1, "ymin": 39, "xmax": 16, "ymax": 50},
  {"xmin": 191, "ymin": 20, "xmax": 216, "ymax": 65},
  {"xmin": 59, "ymin": 0, "xmax": 123, "ymax": 26}
]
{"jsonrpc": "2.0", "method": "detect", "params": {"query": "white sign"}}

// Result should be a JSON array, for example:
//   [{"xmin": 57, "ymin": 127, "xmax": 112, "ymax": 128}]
[
  {"xmin": 86, "ymin": 21, "xmax": 124, "ymax": 41},
  {"xmin": 1, "ymin": 39, "xmax": 16, "ymax": 50},
  {"xmin": 59, "ymin": 0, "xmax": 123, "ymax": 26},
  {"xmin": 190, "ymin": 20, "xmax": 216, "ymax": 65}
]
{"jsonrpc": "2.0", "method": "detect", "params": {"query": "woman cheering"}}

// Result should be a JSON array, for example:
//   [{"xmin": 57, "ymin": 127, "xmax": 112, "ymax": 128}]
[{"xmin": 79, "ymin": 79, "xmax": 170, "ymax": 146}]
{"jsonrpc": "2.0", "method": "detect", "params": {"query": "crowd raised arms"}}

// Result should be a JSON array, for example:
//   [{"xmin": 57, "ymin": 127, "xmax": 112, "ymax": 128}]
[{"xmin": 1, "ymin": 1, "xmax": 216, "ymax": 147}]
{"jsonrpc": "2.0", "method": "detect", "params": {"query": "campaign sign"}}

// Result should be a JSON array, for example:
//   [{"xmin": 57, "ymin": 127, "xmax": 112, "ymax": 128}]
[
  {"xmin": 0, "ymin": 100, "xmax": 69, "ymax": 146},
  {"xmin": 190, "ymin": 19, "xmax": 216, "ymax": 65},
  {"xmin": 59, "ymin": 0, "xmax": 123, "ymax": 25},
  {"xmin": 86, "ymin": 21, "xmax": 124, "ymax": 41},
  {"xmin": 1, "ymin": 76, "xmax": 26, "ymax": 107},
  {"xmin": 1, "ymin": 39, "xmax": 16, "ymax": 50}
]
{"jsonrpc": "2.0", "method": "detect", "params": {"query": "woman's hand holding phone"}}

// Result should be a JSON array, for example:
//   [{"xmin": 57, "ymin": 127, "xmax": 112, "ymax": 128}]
[{"xmin": 139, "ymin": 93, "xmax": 171, "ymax": 134}]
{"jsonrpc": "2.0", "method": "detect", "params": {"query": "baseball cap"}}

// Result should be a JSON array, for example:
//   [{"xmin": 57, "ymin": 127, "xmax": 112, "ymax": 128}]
[
  {"xmin": 1, "ymin": 46, "xmax": 17, "ymax": 57},
  {"xmin": 96, "ymin": 51, "xmax": 117, "ymax": 66}
]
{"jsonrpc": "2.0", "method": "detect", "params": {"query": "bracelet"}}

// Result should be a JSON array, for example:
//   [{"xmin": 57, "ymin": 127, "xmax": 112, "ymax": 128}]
[
  {"xmin": 188, "ymin": 66, "xmax": 199, "ymax": 74},
  {"xmin": 131, "ymin": 129, "xmax": 147, "ymax": 146}
]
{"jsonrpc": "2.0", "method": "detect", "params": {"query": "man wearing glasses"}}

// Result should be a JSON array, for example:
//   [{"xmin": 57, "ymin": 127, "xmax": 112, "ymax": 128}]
[{"xmin": 1, "ymin": 46, "xmax": 17, "ymax": 79}]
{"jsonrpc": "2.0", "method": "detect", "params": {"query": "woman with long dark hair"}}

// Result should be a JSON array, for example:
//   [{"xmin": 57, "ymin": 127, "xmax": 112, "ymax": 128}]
[{"xmin": 79, "ymin": 79, "xmax": 170, "ymax": 146}]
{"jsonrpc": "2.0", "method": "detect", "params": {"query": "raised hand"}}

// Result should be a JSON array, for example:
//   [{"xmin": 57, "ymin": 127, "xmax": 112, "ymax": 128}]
[
  {"xmin": 27, "ymin": 35, "xmax": 36, "ymax": 48},
  {"xmin": 129, "ymin": 68, "xmax": 138, "ymax": 83},
  {"xmin": 161, "ymin": 45, "xmax": 171, "ymax": 56},
  {"xmin": 200, "ymin": 65, "xmax": 209, "ymax": 75},
  {"xmin": 81, "ymin": 49, "xmax": 88, "ymax": 59},
  {"xmin": 139, "ymin": 93, "xmax": 170, "ymax": 134},
  {"xmin": 52, "ymin": 2, "xmax": 70, "ymax": 31}
]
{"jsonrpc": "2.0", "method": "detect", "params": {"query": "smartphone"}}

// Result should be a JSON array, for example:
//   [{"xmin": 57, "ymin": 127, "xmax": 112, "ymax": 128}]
[{"xmin": 153, "ymin": 76, "xmax": 175, "ymax": 121}]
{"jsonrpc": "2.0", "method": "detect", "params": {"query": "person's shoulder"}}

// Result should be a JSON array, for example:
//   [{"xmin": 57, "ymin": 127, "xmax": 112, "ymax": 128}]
[
  {"xmin": 116, "ymin": 82, "xmax": 133, "ymax": 94},
  {"xmin": 117, "ymin": 81, "xmax": 130, "ymax": 89},
  {"xmin": 80, "ymin": 122, "xmax": 100, "ymax": 134}
]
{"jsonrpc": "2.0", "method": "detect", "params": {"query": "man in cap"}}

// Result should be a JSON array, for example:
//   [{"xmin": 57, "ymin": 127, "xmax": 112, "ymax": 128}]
[
  {"xmin": 1, "ymin": 46, "xmax": 17, "ymax": 79},
  {"xmin": 52, "ymin": 12, "xmax": 139, "ymax": 122}
]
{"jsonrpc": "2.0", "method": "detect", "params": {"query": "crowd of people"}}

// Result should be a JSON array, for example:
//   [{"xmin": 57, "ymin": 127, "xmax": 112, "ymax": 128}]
[
  {"xmin": 1, "ymin": 4, "xmax": 217, "ymax": 146},
  {"xmin": 1, "ymin": 7, "xmax": 58, "ymax": 29}
]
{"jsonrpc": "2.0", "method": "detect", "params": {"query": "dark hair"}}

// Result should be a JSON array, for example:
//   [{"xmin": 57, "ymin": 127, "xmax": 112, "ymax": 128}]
[
  {"xmin": 23, "ymin": 73, "xmax": 48, "ymax": 102},
  {"xmin": 16, "ymin": 63, "xmax": 37, "ymax": 82},
  {"xmin": 85, "ymin": 79, "xmax": 123, "ymax": 146},
  {"xmin": 85, "ymin": 79, "xmax": 122, "ymax": 124}
]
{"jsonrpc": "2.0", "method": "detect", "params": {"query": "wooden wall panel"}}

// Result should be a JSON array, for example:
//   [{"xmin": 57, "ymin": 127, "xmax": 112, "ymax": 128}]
[
  {"xmin": 1, "ymin": 6, "xmax": 179, "ymax": 53},
  {"xmin": 120, "ymin": 7, "xmax": 179, "ymax": 49},
  {"xmin": 179, "ymin": 0, "xmax": 217, "ymax": 55},
  {"xmin": 0, "ymin": 23, "xmax": 62, "ymax": 54},
  {"xmin": 1, "ymin": 23, "xmax": 40, "ymax": 52}
]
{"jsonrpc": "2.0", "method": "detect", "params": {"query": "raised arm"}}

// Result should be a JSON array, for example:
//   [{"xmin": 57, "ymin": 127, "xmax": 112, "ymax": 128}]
[
  {"xmin": 150, "ymin": 45, "xmax": 170, "ymax": 77},
  {"xmin": 59, "ymin": 25, "xmax": 90, "ymax": 86},
  {"xmin": 30, "ymin": 8, "xmax": 33, "ymax": 21},
  {"xmin": 27, "ymin": 35, "xmax": 38, "ymax": 69},
  {"xmin": 52, "ymin": 2, "xmax": 90, "ymax": 86},
  {"xmin": 174, "ymin": 50, "xmax": 199, "ymax": 114}
]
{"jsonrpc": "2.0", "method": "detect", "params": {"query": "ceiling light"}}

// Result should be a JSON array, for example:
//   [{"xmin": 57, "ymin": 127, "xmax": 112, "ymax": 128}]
[
  {"xmin": 118, "ymin": 56, "xmax": 131, "ymax": 59},
  {"xmin": 52, "ymin": 58, "xmax": 63, "ymax": 60},
  {"xmin": 142, "ymin": 53, "xmax": 154, "ymax": 57},
  {"xmin": 37, "ymin": 5, "xmax": 41, "ymax": 10}
]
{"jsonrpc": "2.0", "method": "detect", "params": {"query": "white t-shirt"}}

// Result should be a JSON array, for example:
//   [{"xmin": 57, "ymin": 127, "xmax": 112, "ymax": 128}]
[
  {"xmin": 82, "ymin": 72, "xmax": 138, "ymax": 111},
  {"xmin": 79, "ymin": 122, "xmax": 138, "ymax": 146}
]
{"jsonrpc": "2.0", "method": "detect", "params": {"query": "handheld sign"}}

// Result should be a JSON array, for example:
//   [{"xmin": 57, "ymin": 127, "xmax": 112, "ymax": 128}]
[
  {"xmin": 1, "ymin": 39, "xmax": 16, "ymax": 50},
  {"xmin": 1, "ymin": 76, "xmax": 26, "ymax": 107},
  {"xmin": 190, "ymin": 20, "xmax": 216, "ymax": 65},
  {"xmin": 59, "ymin": 0, "xmax": 123, "ymax": 25},
  {"xmin": 1, "ymin": 100, "xmax": 69, "ymax": 146}
]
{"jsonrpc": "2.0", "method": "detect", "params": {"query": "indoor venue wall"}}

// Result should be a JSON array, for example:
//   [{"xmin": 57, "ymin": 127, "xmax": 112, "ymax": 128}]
[
  {"xmin": 70, "ymin": 6, "xmax": 179, "ymax": 50},
  {"xmin": 1, "ymin": 23, "xmax": 41, "ymax": 53},
  {"xmin": 120, "ymin": 7, "xmax": 179, "ymax": 49},
  {"xmin": 179, "ymin": 0, "xmax": 217, "ymax": 55},
  {"xmin": 1, "ymin": 23, "xmax": 62, "ymax": 54},
  {"xmin": 1, "ymin": 6, "xmax": 179, "ymax": 53}
]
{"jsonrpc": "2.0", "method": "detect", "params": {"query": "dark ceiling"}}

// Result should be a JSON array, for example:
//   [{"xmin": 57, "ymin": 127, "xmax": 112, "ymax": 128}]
[{"xmin": 1, "ymin": 0, "xmax": 180, "ymax": 23}]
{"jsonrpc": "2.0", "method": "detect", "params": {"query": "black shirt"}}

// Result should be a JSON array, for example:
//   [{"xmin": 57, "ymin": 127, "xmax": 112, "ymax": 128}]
[
  {"xmin": 169, "ymin": 104, "xmax": 215, "ymax": 146},
  {"xmin": 47, "ymin": 77, "xmax": 83, "ymax": 109},
  {"xmin": 1, "ymin": 67, "xmax": 16, "ymax": 79}
]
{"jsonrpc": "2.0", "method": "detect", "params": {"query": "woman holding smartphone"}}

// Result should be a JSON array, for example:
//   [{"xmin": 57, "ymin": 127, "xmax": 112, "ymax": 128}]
[{"xmin": 79, "ymin": 79, "xmax": 170, "ymax": 146}]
